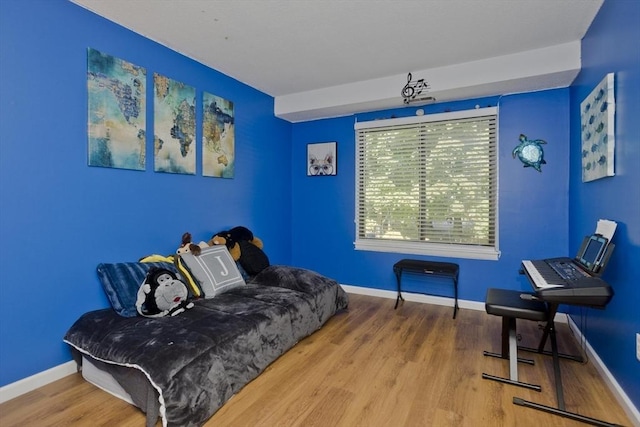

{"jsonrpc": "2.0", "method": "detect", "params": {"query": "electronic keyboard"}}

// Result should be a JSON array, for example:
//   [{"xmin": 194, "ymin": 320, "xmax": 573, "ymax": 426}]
[{"xmin": 521, "ymin": 259, "xmax": 613, "ymax": 308}]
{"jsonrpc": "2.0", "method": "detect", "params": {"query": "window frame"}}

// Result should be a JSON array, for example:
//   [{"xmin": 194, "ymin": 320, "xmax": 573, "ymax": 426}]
[{"xmin": 354, "ymin": 107, "xmax": 500, "ymax": 261}]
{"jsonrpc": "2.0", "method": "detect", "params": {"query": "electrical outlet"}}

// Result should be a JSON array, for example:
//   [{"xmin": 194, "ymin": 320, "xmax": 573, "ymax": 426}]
[{"xmin": 637, "ymin": 333, "xmax": 640, "ymax": 362}]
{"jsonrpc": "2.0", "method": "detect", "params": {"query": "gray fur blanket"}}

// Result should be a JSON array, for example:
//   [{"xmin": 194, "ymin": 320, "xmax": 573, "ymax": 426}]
[{"xmin": 64, "ymin": 265, "xmax": 348, "ymax": 426}]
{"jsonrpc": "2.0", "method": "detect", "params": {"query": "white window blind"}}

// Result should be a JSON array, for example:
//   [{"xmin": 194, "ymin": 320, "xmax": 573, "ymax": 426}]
[{"xmin": 355, "ymin": 107, "xmax": 500, "ymax": 260}]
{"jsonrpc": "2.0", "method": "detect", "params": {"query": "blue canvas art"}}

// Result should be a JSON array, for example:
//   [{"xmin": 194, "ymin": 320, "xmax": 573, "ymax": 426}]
[
  {"xmin": 202, "ymin": 92, "xmax": 235, "ymax": 178},
  {"xmin": 581, "ymin": 73, "xmax": 615, "ymax": 182},
  {"xmin": 153, "ymin": 73, "xmax": 196, "ymax": 175},
  {"xmin": 87, "ymin": 48, "xmax": 146, "ymax": 170}
]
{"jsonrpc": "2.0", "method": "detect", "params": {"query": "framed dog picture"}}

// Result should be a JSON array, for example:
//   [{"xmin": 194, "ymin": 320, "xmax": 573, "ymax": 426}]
[{"xmin": 307, "ymin": 141, "xmax": 337, "ymax": 176}]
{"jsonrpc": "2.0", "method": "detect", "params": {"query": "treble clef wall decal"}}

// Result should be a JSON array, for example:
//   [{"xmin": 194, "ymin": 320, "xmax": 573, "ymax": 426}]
[
  {"xmin": 402, "ymin": 72, "xmax": 415, "ymax": 101},
  {"xmin": 401, "ymin": 72, "xmax": 431, "ymax": 104}
]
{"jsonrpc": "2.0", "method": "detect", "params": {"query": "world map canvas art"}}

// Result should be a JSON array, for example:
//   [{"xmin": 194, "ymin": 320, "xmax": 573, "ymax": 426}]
[
  {"xmin": 202, "ymin": 92, "xmax": 235, "ymax": 178},
  {"xmin": 154, "ymin": 73, "xmax": 196, "ymax": 175},
  {"xmin": 87, "ymin": 48, "xmax": 146, "ymax": 170}
]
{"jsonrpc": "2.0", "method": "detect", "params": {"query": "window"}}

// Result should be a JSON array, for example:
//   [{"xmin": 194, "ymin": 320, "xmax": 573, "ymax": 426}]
[{"xmin": 355, "ymin": 107, "xmax": 499, "ymax": 260}]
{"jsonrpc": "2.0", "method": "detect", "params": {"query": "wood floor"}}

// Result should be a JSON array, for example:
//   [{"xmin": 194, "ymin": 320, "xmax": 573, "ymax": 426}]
[{"xmin": 0, "ymin": 293, "xmax": 632, "ymax": 427}]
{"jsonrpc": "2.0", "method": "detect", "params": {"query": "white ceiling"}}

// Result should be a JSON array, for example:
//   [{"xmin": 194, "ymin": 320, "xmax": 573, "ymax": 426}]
[{"xmin": 70, "ymin": 0, "xmax": 603, "ymax": 122}]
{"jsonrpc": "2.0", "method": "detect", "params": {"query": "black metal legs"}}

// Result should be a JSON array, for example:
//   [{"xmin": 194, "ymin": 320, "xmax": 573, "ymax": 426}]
[
  {"xmin": 392, "ymin": 260, "xmax": 459, "ymax": 318},
  {"xmin": 512, "ymin": 304, "xmax": 622, "ymax": 427},
  {"xmin": 513, "ymin": 397, "xmax": 623, "ymax": 427},
  {"xmin": 394, "ymin": 269, "xmax": 404, "ymax": 309},
  {"xmin": 482, "ymin": 316, "xmax": 542, "ymax": 391}
]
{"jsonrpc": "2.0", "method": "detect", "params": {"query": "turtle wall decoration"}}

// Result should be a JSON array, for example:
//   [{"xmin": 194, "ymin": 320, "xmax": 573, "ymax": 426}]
[{"xmin": 512, "ymin": 134, "xmax": 546, "ymax": 172}]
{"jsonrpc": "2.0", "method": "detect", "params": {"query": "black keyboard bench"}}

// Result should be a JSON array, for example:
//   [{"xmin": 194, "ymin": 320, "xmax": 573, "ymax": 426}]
[
  {"xmin": 481, "ymin": 288, "xmax": 548, "ymax": 391},
  {"xmin": 393, "ymin": 259, "xmax": 459, "ymax": 319}
]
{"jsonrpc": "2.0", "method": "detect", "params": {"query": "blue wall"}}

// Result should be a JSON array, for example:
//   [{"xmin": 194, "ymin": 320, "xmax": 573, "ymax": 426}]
[
  {"xmin": 0, "ymin": 0, "xmax": 637, "ymax": 412},
  {"xmin": 292, "ymin": 92, "xmax": 571, "ymax": 303},
  {"xmin": 568, "ymin": 0, "xmax": 640, "ymax": 408},
  {"xmin": 0, "ymin": 0, "xmax": 292, "ymax": 386},
  {"xmin": 290, "ymin": 1, "xmax": 639, "ymax": 410}
]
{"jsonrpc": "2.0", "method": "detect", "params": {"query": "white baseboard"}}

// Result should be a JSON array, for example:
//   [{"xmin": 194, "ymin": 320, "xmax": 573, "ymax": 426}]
[
  {"xmin": 341, "ymin": 284, "xmax": 486, "ymax": 312},
  {"xmin": 0, "ymin": 361, "xmax": 77, "ymax": 404},
  {"xmin": 566, "ymin": 316, "xmax": 640, "ymax": 426},
  {"xmin": 3, "ymin": 288, "xmax": 637, "ymax": 427},
  {"xmin": 341, "ymin": 284, "xmax": 567, "ymax": 322},
  {"xmin": 343, "ymin": 284, "xmax": 638, "ymax": 425}
]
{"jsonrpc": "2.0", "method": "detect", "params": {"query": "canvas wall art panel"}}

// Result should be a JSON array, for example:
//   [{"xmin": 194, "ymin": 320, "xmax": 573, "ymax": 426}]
[
  {"xmin": 581, "ymin": 73, "xmax": 615, "ymax": 182},
  {"xmin": 87, "ymin": 48, "xmax": 146, "ymax": 170},
  {"xmin": 307, "ymin": 142, "xmax": 337, "ymax": 176},
  {"xmin": 153, "ymin": 73, "xmax": 196, "ymax": 175},
  {"xmin": 202, "ymin": 92, "xmax": 235, "ymax": 178}
]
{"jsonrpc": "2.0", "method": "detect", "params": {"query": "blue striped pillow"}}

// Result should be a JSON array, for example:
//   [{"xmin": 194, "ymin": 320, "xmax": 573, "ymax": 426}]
[{"xmin": 97, "ymin": 262, "xmax": 178, "ymax": 317}]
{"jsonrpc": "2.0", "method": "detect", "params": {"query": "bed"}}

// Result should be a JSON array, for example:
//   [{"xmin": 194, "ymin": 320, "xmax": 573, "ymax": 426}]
[{"xmin": 64, "ymin": 257, "xmax": 348, "ymax": 427}]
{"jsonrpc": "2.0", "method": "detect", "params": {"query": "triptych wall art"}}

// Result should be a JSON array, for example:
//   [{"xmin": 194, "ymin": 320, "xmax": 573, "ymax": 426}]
[
  {"xmin": 86, "ymin": 48, "xmax": 235, "ymax": 178},
  {"xmin": 87, "ymin": 48, "xmax": 147, "ymax": 171},
  {"xmin": 153, "ymin": 73, "xmax": 196, "ymax": 174},
  {"xmin": 581, "ymin": 73, "xmax": 615, "ymax": 182},
  {"xmin": 202, "ymin": 92, "xmax": 235, "ymax": 178}
]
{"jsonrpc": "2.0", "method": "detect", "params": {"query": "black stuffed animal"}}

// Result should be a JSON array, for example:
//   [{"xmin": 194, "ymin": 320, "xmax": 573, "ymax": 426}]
[
  {"xmin": 208, "ymin": 226, "xmax": 260, "ymax": 260},
  {"xmin": 237, "ymin": 240, "xmax": 270, "ymax": 276},
  {"xmin": 208, "ymin": 226, "xmax": 269, "ymax": 275},
  {"xmin": 136, "ymin": 267, "xmax": 194, "ymax": 318},
  {"xmin": 209, "ymin": 227, "xmax": 253, "ymax": 255},
  {"xmin": 227, "ymin": 226, "xmax": 255, "ymax": 244}
]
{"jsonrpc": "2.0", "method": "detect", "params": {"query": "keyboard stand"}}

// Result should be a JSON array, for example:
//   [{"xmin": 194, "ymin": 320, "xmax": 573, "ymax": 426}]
[{"xmin": 512, "ymin": 302, "xmax": 623, "ymax": 427}]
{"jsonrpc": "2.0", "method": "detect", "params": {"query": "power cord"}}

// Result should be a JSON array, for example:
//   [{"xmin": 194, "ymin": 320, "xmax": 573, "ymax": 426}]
[{"xmin": 566, "ymin": 307, "xmax": 590, "ymax": 365}]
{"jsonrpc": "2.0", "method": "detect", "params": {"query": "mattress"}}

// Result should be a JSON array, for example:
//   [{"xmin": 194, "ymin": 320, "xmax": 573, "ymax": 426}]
[
  {"xmin": 82, "ymin": 355, "xmax": 134, "ymax": 405},
  {"xmin": 65, "ymin": 265, "xmax": 349, "ymax": 427},
  {"xmin": 76, "ymin": 351, "xmax": 162, "ymax": 427}
]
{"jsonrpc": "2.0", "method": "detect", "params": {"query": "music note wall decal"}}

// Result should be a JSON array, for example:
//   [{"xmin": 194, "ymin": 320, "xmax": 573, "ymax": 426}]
[{"xmin": 401, "ymin": 72, "xmax": 433, "ymax": 104}]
